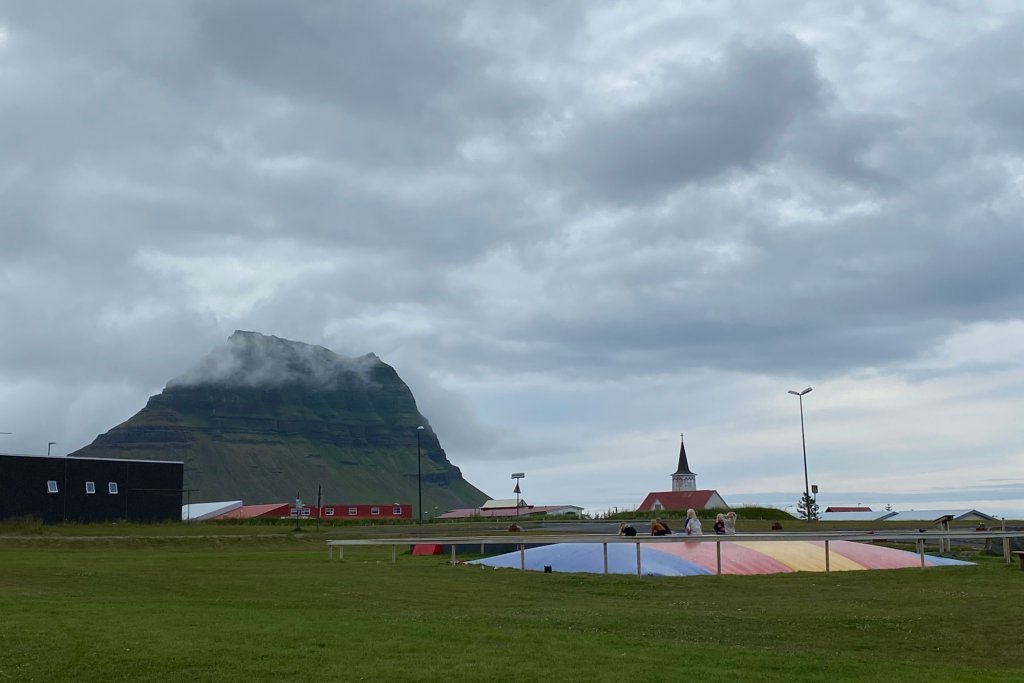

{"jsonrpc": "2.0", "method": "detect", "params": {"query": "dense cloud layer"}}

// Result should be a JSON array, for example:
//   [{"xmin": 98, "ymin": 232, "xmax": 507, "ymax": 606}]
[
  {"xmin": 168, "ymin": 331, "xmax": 379, "ymax": 389},
  {"xmin": 1, "ymin": 1, "xmax": 1022, "ymax": 514}
]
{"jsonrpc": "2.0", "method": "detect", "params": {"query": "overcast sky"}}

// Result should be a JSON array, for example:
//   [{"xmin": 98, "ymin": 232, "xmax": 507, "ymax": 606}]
[{"xmin": 2, "ymin": 1, "xmax": 1022, "ymax": 517}]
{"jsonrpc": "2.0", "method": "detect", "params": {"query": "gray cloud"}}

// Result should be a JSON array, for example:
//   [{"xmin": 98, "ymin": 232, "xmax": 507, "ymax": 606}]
[
  {"xmin": 169, "ymin": 330, "xmax": 378, "ymax": 389},
  {"xmin": 550, "ymin": 35, "xmax": 826, "ymax": 202},
  {"xmin": 1, "ymin": 1, "xmax": 1023, "ymax": 515}
]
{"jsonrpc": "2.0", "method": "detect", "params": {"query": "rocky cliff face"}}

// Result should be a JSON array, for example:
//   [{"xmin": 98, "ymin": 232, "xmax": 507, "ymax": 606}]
[{"xmin": 71, "ymin": 331, "xmax": 489, "ymax": 512}]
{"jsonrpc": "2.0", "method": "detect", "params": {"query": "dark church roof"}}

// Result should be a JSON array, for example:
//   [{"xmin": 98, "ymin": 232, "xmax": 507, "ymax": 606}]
[{"xmin": 672, "ymin": 433, "xmax": 694, "ymax": 475}]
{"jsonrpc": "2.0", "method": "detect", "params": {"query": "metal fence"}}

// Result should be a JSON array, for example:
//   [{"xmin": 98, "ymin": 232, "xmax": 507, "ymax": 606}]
[{"xmin": 327, "ymin": 529, "xmax": 1023, "ymax": 576}]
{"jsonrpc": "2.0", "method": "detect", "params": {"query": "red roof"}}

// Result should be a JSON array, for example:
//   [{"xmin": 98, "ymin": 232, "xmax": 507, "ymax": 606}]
[
  {"xmin": 215, "ymin": 503, "xmax": 290, "ymax": 519},
  {"xmin": 637, "ymin": 490, "xmax": 721, "ymax": 511},
  {"xmin": 825, "ymin": 506, "xmax": 872, "ymax": 513}
]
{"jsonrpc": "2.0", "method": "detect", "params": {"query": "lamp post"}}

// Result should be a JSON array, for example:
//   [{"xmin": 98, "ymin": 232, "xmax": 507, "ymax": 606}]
[
  {"xmin": 511, "ymin": 472, "xmax": 525, "ymax": 518},
  {"xmin": 787, "ymin": 387, "xmax": 813, "ymax": 518},
  {"xmin": 416, "ymin": 426, "xmax": 425, "ymax": 523},
  {"xmin": 48, "ymin": 441, "xmax": 56, "ymax": 457}
]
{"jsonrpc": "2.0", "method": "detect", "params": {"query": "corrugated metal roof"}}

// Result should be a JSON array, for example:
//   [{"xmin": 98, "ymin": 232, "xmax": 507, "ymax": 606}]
[
  {"xmin": 818, "ymin": 511, "xmax": 896, "ymax": 522},
  {"xmin": 437, "ymin": 505, "xmax": 580, "ymax": 519},
  {"xmin": 480, "ymin": 498, "xmax": 524, "ymax": 509},
  {"xmin": 884, "ymin": 509, "xmax": 996, "ymax": 522},
  {"xmin": 181, "ymin": 500, "xmax": 243, "ymax": 521}
]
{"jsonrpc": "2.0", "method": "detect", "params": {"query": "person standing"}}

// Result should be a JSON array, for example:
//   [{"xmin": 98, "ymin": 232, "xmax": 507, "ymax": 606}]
[{"xmin": 684, "ymin": 508, "xmax": 703, "ymax": 535}]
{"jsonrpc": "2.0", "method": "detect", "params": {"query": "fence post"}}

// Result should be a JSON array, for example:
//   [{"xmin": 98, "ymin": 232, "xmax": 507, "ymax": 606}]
[{"xmin": 1003, "ymin": 518, "xmax": 1011, "ymax": 565}]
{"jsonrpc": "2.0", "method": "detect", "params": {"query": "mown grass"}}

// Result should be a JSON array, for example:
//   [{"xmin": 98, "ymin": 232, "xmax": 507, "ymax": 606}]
[{"xmin": 1, "ymin": 531, "xmax": 1022, "ymax": 682}]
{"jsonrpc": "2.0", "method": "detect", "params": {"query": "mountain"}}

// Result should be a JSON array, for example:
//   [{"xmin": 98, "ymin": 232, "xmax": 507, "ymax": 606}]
[{"xmin": 70, "ymin": 331, "xmax": 489, "ymax": 513}]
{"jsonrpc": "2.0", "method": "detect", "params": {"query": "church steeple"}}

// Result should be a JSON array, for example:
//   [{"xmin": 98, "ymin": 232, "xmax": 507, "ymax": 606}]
[{"xmin": 671, "ymin": 433, "xmax": 697, "ymax": 491}]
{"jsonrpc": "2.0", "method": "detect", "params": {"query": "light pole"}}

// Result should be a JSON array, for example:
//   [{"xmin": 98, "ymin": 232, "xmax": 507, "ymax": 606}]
[
  {"xmin": 416, "ymin": 426, "xmax": 425, "ymax": 523},
  {"xmin": 48, "ymin": 441, "xmax": 56, "ymax": 457},
  {"xmin": 511, "ymin": 472, "xmax": 525, "ymax": 518},
  {"xmin": 788, "ymin": 387, "xmax": 813, "ymax": 518}
]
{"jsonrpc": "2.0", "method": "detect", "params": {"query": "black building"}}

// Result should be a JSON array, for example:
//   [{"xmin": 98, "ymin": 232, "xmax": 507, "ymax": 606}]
[{"xmin": 0, "ymin": 454, "xmax": 183, "ymax": 523}]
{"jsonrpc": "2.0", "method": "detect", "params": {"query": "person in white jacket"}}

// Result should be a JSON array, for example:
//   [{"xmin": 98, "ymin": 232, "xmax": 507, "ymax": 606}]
[
  {"xmin": 724, "ymin": 511, "xmax": 737, "ymax": 535},
  {"xmin": 684, "ymin": 508, "xmax": 703, "ymax": 535}
]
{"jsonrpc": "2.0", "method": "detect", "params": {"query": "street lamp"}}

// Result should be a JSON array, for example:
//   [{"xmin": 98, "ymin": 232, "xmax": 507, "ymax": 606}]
[
  {"xmin": 416, "ymin": 426, "xmax": 425, "ymax": 523},
  {"xmin": 787, "ymin": 387, "xmax": 813, "ymax": 518},
  {"xmin": 511, "ymin": 472, "xmax": 525, "ymax": 518},
  {"xmin": 48, "ymin": 441, "xmax": 56, "ymax": 457}
]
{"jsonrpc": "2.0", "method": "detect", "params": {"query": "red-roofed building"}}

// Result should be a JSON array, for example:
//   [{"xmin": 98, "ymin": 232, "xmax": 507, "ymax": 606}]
[
  {"xmin": 638, "ymin": 490, "xmax": 728, "ymax": 512},
  {"xmin": 637, "ymin": 434, "xmax": 729, "ymax": 511},
  {"xmin": 824, "ymin": 506, "xmax": 872, "ymax": 513},
  {"xmin": 214, "ymin": 502, "xmax": 412, "ymax": 520}
]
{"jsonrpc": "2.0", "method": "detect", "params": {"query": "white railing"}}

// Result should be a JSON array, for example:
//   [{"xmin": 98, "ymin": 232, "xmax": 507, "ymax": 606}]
[{"xmin": 326, "ymin": 529, "xmax": 1022, "ymax": 576}]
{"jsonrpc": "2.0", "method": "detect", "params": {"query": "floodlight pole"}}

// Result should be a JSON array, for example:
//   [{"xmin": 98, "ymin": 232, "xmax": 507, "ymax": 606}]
[
  {"xmin": 511, "ymin": 472, "xmax": 525, "ymax": 519},
  {"xmin": 788, "ymin": 387, "xmax": 813, "ymax": 518},
  {"xmin": 417, "ymin": 426, "xmax": 425, "ymax": 523}
]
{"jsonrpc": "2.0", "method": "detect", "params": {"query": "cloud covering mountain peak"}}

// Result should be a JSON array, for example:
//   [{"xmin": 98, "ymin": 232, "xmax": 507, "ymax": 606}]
[{"xmin": 168, "ymin": 330, "xmax": 379, "ymax": 389}]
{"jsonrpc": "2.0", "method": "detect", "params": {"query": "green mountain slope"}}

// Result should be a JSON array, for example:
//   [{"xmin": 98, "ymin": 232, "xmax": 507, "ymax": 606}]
[{"xmin": 70, "ymin": 331, "xmax": 489, "ymax": 513}]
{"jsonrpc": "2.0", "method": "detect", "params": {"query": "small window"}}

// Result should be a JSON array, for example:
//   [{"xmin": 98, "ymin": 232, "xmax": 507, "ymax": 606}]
[
  {"xmin": 392, "ymin": 506, "xmax": 402, "ymax": 516},
  {"xmin": 85, "ymin": 481, "xmax": 96, "ymax": 494},
  {"xmin": 324, "ymin": 507, "xmax": 335, "ymax": 516},
  {"xmin": 108, "ymin": 482, "xmax": 118, "ymax": 494},
  {"xmin": 348, "ymin": 507, "xmax": 357, "ymax": 516},
  {"xmin": 301, "ymin": 508, "xmax": 310, "ymax": 517},
  {"xmin": 47, "ymin": 480, "xmax": 59, "ymax": 494},
  {"xmin": 370, "ymin": 506, "xmax": 380, "ymax": 516}
]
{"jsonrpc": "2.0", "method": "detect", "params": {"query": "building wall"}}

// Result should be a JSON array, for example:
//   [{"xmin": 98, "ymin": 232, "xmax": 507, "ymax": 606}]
[
  {"xmin": 707, "ymin": 492, "xmax": 728, "ymax": 509},
  {"xmin": 0, "ymin": 454, "xmax": 183, "ymax": 523},
  {"xmin": 304, "ymin": 503, "xmax": 412, "ymax": 520}
]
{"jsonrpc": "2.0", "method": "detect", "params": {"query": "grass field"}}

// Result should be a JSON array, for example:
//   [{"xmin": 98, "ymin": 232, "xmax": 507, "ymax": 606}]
[{"xmin": 1, "ymin": 525, "xmax": 1022, "ymax": 682}]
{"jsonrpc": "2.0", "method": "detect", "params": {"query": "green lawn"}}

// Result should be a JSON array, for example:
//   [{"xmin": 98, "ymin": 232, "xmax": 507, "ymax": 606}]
[{"xmin": 1, "ymin": 529, "xmax": 1021, "ymax": 682}]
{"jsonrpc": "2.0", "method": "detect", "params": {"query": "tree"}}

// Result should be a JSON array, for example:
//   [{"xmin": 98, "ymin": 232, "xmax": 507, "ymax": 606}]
[{"xmin": 796, "ymin": 493, "xmax": 820, "ymax": 521}]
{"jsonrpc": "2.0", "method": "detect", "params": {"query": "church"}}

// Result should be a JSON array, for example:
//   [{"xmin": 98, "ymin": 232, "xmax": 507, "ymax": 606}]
[{"xmin": 637, "ymin": 433, "xmax": 729, "ymax": 512}]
